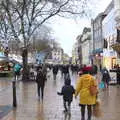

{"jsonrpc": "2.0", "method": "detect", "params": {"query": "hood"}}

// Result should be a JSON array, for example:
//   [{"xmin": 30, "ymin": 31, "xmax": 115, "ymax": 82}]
[
  {"xmin": 65, "ymin": 78, "xmax": 71, "ymax": 85},
  {"xmin": 81, "ymin": 74, "xmax": 92, "ymax": 81}
]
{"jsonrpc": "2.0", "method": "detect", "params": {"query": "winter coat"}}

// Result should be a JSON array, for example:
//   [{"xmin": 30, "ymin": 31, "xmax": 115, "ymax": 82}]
[
  {"xmin": 102, "ymin": 69, "xmax": 110, "ymax": 83},
  {"xmin": 58, "ymin": 79, "xmax": 75, "ymax": 102},
  {"xmin": 53, "ymin": 66, "xmax": 58, "ymax": 74},
  {"xmin": 63, "ymin": 66, "xmax": 69, "ymax": 74},
  {"xmin": 36, "ymin": 70, "xmax": 46, "ymax": 87},
  {"xmin": 75, "ymin": 74, "xmax": 97, "ymax": 105},
  {"xmin": 102, "ymin": 72, "xmax": 110, "ymax": 82}
]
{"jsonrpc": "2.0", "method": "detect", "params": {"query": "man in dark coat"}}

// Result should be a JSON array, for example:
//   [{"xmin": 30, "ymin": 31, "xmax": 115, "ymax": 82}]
[
  {"xmin": 57, "ymin": 78, "xmax": 75, "ymax": 113},
  {"xmin": 36, "ymin": 67, "xmax": 47, "ymax": 100},
  {"xmin": 52, "ymin": 65, "xmax": 58, "ymax": 80},
  {"xmin": 102, "ymin": 67, "xmax": 111, "ymax": 88}
]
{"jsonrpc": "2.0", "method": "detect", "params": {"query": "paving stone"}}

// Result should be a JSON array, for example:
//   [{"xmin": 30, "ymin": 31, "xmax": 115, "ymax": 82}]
[{"xmin": 0, "ymin": 71, "xmax": 120, "ymax": 120}]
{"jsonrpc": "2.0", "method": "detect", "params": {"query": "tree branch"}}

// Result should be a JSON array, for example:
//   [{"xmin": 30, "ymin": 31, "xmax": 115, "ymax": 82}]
[
  {"xmin": 2, "ymin": 0, "xmax": 20, "ymax": 41},
  {"xmin": 30, "ymin": 0, "xmax": 70, "ymax": 36}
]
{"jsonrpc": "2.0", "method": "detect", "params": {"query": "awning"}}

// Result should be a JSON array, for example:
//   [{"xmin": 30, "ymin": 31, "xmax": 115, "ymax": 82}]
[{"xmin": 111, "ymin": 43, "xmax": 120, "ymax": 53}]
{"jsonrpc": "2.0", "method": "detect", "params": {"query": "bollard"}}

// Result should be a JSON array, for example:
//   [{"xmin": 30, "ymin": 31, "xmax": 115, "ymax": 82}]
[{"xmin": 12, "ymin": 79, "xmax": 17, "ymax": 107}]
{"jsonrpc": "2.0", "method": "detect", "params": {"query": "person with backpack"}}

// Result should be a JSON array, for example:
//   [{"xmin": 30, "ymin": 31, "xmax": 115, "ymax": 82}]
[
  {"xmin": 36, "ymin": 66, "xmax": 47, "ymax": 101},
  {"xmin": 57, "ymin": 78, "xmax": 75, "ymax": 114},
  {"xmin": 101, "ymin": 67, "xmax": 111, "ymax": 88},
  {"xmin": 13, "ymin": 63, "xmax": 22, "ymax": 81}
]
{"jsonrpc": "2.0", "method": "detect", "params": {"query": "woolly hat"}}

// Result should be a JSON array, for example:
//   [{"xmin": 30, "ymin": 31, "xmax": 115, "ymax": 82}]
[{"xmin": 82, "ymin": 66, "xmax": 92, "ymax": 73}]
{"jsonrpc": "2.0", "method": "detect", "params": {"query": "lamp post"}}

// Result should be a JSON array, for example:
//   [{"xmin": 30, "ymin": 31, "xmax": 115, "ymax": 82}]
[{"xmin": 12, "ymin": 79, "xmax": 17, "ymax": 107}]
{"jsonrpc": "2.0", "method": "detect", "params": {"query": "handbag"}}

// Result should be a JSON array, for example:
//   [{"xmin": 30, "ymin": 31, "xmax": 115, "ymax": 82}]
[{"xmin": 90, "ymin": 85, "xmax": 98, "ymax": 96}]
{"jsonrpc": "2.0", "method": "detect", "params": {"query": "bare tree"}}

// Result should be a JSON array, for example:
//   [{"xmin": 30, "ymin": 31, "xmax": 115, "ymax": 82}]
[{"xmin": 0, "ymin": 0, "xmax": 91, "ymax": 81}]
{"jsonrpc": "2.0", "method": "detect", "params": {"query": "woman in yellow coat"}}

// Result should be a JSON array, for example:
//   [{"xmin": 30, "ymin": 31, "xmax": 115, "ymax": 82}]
[{"xmin": 75, "ymin": 67, "xmax": 97, "ymax": 120}]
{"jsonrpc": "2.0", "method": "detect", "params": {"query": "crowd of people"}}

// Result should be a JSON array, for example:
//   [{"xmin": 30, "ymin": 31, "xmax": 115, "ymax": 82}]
[
  {"xmin": 27, "ymin": 63, "xmax": 105, "ymax": 120},
  {"xmin": 13, "ymin": 62, "xmax": 116, "ymax": 120}
]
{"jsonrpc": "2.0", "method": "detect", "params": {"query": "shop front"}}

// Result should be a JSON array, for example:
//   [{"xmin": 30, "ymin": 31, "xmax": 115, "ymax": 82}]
[
  {"xmin": 92, "ymin": 48, "xmax": 103, "ymax": 71},
  {"xmin": 103, "ymin": 57, "xmax": 117, "ymax": 69},
  {"xmin": 103, "ymin": 49, "xmax": 117, "ymax": 70},
  {"xmin": 111, "ymin": 43, "xmax": 120, "ymax": 66}
]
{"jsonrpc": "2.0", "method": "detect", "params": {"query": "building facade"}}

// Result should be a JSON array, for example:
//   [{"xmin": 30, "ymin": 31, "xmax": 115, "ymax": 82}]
[
  {"xmin": 113, "ymin": 0, "xmax": 120, "ymax": 65},
  {"xmin": 81, "ymin": 28, "xmax": 91, "ymax": 65},
  {"xmin": 91, "ymin": 13, "xmax": 106, "ymax": 70},
  {"xmin": 114, "ymin": 0, "xmax": 120, "ymax": 29},
  {"xmin": 52, "ymin": 47, "xmax": 63, "ymax": 64},
  {"xmin": 72, "ymin": 42, "xmax": 79, "ymax": 64},
  {"xmin": 77, "ymin": 27, "xmax": 91, "ymax": 65},
  {"xmin": 102, "ymin": 7, "xmax": 117, "ymax": 69},
  {"xmin": 77, "ymin": 35, "xmax": 82, "ymax": 64}
]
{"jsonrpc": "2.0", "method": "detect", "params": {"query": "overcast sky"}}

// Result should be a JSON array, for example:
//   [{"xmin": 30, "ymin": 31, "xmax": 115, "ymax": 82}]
[{"xmin": 49, "ymin": 0, "xmax": 112, "ymax": 56}]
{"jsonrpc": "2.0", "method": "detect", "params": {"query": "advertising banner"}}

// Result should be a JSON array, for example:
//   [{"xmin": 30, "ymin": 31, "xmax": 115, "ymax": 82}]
[{"xmin": 36, "ymin": 52, "xmax": 46, "ymax": 64}]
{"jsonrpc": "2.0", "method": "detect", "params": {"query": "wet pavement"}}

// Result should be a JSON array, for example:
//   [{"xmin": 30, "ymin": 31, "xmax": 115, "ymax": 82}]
[{"xmin": 0, "ymin": 70, "xmax": 120, "ymax": 120}]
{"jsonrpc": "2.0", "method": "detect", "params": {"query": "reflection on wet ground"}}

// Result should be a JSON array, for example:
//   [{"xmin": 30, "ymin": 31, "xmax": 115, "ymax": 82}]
[{"xmin": 0, "ymin": 70, "xmax": 120, "ymax": 120}]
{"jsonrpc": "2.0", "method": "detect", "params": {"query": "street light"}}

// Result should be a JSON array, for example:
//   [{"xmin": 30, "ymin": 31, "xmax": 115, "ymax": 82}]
[{"xmin": 12, "ymin": 79, "xmax": 17, "ymax": 107}]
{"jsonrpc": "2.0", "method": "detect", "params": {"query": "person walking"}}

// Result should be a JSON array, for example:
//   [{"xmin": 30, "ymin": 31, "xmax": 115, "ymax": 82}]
[
  {"xmin": 63, "ymin": 65, "xmax": 70, "ymax": 80},
  {"xmin": 75, "ymin": 66, "xmax": 98, "ymax": 120},
  {"xmin": 52, "ymin": 65, "xmax": 58, "ymax": 80},
  {"xmin": 30, "ymin": 65, "xmax": 35, "ymax": 80},
  {"xmin": 36, "ymin": 66, "xmax": 47, "ymax": 101},
  {"xmin": 13, "ymin": 63, "xmax": 22, "ymax": 81},
  {"xmin": 101, "ymin": 67, "xmax": 111, "ymax": 88},
  {"xmin": 57, "ymin": 78, "xmax": 75, "ymax": 114}
]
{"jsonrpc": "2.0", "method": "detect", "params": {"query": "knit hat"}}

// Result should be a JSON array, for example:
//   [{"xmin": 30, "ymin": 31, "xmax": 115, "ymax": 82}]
[{"xmin": 82, "ymin": 66, "xmax": 92, "ymax": 73}]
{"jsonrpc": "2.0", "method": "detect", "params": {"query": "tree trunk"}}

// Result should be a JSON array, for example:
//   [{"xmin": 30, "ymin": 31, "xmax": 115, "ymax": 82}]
[{"xmin": 22, "ymin": 48, "xmax": 29, "ymax": 81}]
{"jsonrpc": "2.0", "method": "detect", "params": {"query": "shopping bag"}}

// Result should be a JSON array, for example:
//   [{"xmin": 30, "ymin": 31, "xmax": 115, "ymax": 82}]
[
  {"xmin": 93, "ymin": 99, "xmax": 103, "ymax": 118},
  {"xmin": 99, "ymin": 81, "xmax": 105, "ymax": 89}
]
